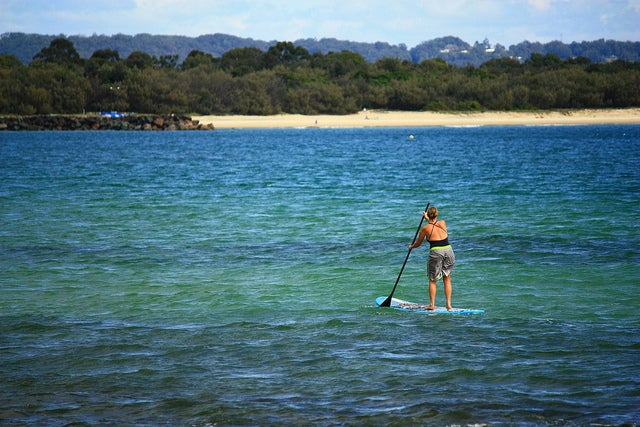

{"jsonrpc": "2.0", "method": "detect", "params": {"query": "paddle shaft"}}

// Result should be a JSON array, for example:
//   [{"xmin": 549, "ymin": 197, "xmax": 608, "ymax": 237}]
[{"xmin": 380, "ymin": 202, "xmax": 430, "ymax": 307}]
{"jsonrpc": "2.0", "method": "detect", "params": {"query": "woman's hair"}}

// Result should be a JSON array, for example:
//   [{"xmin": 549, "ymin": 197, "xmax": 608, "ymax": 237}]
[{"xmin": 427, "ymin": 206, "xmax": 438, "ymax": 220}]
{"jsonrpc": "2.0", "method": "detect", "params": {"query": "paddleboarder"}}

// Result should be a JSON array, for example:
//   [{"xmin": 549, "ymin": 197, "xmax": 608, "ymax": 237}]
[{"xmin": 408, "ymin": 206, "xmax": 455, "ymax": 311}]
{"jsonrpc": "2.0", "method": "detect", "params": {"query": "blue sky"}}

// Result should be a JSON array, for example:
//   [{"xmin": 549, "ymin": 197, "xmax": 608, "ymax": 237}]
[{"xmin": 1, "ymin": 0, "xmax": 639, "ymax": 47}]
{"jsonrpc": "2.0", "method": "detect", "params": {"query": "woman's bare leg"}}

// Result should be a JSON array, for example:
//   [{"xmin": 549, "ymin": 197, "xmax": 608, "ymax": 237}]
[
  {"xmin": 426, "ymin": 280, "xmax": 436, "ymax": 310},
  {"xmin": 443, "ymin": 275, "xmax": 452, "ymax": 310}
]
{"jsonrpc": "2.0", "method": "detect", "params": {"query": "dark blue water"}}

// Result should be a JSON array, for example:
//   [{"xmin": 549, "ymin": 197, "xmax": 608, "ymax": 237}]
[{"xmin": 1, "ymin": 125, "xmax": 639, "ymax": 426}]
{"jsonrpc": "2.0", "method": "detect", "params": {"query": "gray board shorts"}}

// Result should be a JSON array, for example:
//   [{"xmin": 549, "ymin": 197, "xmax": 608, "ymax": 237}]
[{"xmin": 428, "ymin": 246, "xmax": 455, "ymax": 281}]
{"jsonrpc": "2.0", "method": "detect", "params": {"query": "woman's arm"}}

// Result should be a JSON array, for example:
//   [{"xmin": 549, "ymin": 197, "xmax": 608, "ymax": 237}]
[{"xmin": 409, "ymin": 225, "xmax": 428, "ymax": 250}]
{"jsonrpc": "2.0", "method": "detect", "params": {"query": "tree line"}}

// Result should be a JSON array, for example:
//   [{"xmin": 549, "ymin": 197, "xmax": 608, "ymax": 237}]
[
  {"xmin": 3, "ymin": 32, "xmax": 639, "ymax": 66},
  {"xmin": 1, "ymin": 38, "xmax": 639, "ymax": 116}
]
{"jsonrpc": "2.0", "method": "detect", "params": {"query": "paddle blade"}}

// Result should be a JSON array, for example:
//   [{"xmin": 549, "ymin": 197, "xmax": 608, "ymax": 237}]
[{"xmin": 379, "ymin": 296, "xmax": 392, "ymax": 307}]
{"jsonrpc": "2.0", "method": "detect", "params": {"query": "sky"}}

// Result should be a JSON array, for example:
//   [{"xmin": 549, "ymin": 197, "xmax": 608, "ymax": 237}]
[{"xmin": 1, "ymin": 0, "xmax": 639, "ymax": 48}]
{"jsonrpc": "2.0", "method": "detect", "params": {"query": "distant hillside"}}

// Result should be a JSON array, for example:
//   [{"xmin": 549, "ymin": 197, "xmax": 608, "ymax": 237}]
[
  {"xmin": 0, "ymin": 33, "xmax": 272, "ymax": 65},
  {"xmin": 1, "ymin": 32, "xmax": 639, "ymax": 66}
]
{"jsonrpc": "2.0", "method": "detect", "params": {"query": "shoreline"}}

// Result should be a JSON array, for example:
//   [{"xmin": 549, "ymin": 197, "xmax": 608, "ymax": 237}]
[{"xmin": 195, "ymin": 108, "xmax": 640, "ymax": 129}]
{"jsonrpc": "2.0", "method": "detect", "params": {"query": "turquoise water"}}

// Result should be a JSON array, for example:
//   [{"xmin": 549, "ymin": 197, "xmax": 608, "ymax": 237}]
[{"xmin": 1, "ymin": 125, "xmax": 639, "ymax": 426}]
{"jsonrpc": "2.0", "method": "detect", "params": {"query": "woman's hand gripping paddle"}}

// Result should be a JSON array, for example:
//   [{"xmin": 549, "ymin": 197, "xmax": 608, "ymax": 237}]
[{"xmin": 379, "ymin": 203, "xmax": 430, "ymax": 307}]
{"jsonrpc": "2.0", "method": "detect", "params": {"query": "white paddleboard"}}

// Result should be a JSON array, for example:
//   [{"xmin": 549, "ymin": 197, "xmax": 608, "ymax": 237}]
[{"xmin": 376, "ymin": 296, "xmax": 484, "ymax": 315}]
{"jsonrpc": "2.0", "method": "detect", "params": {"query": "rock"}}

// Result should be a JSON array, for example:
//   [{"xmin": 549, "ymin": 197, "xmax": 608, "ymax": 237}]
[{"xmin": 0, "ymin": 114, "xmax": 215, "ymax": 131}]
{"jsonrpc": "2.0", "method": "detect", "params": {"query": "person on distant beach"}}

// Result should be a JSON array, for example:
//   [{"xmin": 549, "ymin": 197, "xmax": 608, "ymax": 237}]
[{"xmin": 408, "ymin": 206, "xmax": 455, "ymax": 310}]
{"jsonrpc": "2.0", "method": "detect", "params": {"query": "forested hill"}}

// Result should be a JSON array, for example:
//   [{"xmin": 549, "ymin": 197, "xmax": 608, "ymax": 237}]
[
  {"xmin": 1, "ymin": 32, "xmax": 639, "ymax": 66},
  {"xmin": 2, "ymin": 37, "xmax": 639, "ymax": 116}
]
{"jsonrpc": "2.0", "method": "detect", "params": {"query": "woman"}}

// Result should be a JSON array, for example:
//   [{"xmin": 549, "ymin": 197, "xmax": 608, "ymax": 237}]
[{"xmin": 408, "ymin": 206, "xmax": 455, "ymax": 310}]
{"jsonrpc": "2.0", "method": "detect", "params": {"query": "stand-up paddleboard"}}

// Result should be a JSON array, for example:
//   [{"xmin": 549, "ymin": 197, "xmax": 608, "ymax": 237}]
[{"xmin": 376, "ymin": 296, "xmax": 484, "ymax": 315}]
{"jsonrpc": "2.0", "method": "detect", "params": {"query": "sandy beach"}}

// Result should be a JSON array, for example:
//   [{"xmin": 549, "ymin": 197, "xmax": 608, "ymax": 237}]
[{"xmin": 195, "ymin": 108, "xmax": 640, "ymax": 129}]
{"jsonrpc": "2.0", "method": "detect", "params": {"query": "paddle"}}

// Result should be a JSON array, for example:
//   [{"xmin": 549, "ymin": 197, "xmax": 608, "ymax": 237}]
[{"xmin": 379, "ymin": 202, "xmax": 430, "ymax": 307}]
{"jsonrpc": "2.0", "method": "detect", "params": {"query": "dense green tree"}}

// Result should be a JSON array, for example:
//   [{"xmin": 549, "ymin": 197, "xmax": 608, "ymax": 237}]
[
  {"xmin": 220, "ymin": 47, "xmax": 265, "ymax": 76},
  {"xmin": 264, "ymin": 42, "xmax": 310, "ymax": 68},
  {"xmin": 312, "ymin": 51, "xmax": 368, "ymax": 78},
  {"xmin": 480, "ymin": 57, "xmax": 522, "ymax": 75},
  {"xmin": 182, "ymin": 50, "xmax": 217, "ymax": 70},
  {"xmin": 0, "ymin": 54, "xmax": 23, "ymax": 68},
  {"xmin": 155, "ymin": 55, "xmax": 179, "ymax": 69},
  {"xmin": 1, "ymin": 39, "xmax": 639, "ymax": 116},
  {"xmin": 90, "ymin": 49, "xmax": 120, "ymax": 62},
  {"xmin": 28, "ymin": 64, "xmax": 89, "ymax": 112},
  {"xmin": 182, "ymin": 67, "xmax": 233, "ymax": 113},
  {"xmin": 527, "ymin": 53, "xmax": 563, "ymax": 69},
  {"xmin": 126, "ymin": 69, "xmax": 154, "ymax": 112},
  {"xmin": 228, "ymin": 73, "xmax": 280, "ymax": 114},
  {"xmin": 125, "ymin": 51, "xmax": 154, "ymax": 69},
  {"xmin": 0, "ymin": 55, "xmax": 31, "ymax": 113},
  {"xmin": 32, "ymin": 38, "xmax": 81, "ymax": 66},
  {"xmin": 385, "ymin": 78, "xmax": 429, "ymax": 110}
]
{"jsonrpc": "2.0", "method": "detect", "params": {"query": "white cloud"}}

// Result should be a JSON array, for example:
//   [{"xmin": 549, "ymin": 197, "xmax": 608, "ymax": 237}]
[
  {"xmin": 600, "ymin": 12, "xmax": 611, "ymax": 24},
  {"xmin": 527, "ymin": 0, "xmax": 552, "ymax": 10}
]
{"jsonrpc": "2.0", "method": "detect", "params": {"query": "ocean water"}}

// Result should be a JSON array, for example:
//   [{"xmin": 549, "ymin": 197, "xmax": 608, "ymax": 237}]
[{"xmin": 1, "ymin": 125, "xmax": 638, "ymax": 426}]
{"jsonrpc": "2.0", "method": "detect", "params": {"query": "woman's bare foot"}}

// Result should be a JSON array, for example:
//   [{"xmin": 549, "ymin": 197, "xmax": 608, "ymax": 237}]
[
  {"xmin": 425, "ymin": 305, "xmax": 435, "ymax": 310},
  {"xmin": 446, "ymin": 305, "xmax": 452, "ymax": 311}
]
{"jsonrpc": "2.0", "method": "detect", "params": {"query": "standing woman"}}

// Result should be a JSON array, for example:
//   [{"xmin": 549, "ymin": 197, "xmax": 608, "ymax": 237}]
[{"xmin": 408, "ymin": 206, "xmax": 455, "ymax": 310}]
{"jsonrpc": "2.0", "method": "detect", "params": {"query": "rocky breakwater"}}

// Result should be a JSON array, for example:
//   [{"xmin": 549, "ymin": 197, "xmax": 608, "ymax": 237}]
[{"xmin": 0, "ymin": 114, "xmax": 215, "ymax": 131}]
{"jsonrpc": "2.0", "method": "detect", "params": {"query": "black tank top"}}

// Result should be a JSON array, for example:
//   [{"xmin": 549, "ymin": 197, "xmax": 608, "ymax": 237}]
[
  {"xmin": 428, "ymin": 237, "xmax": 450, "ymax": 248},
  {"xmin": 427, "ymin": 221, "xmax": 450, "ymax": 248}
]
